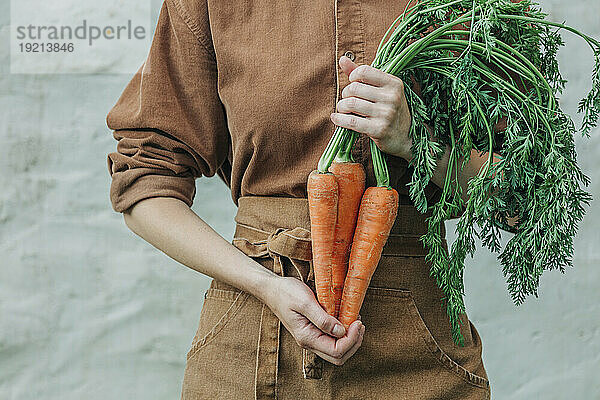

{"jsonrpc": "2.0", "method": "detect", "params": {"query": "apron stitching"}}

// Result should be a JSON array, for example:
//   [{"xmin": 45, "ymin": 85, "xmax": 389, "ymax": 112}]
[
  {"xmin": 274, "ymin": 319, "xmax": 281, "ymax": 399},
  {"xmin": 302, "ymin": 350, "xmax": 308, "ymax": 379},
  {"xmin": 186, "ymin": 291, "xmax": 248, "ymax": 361},
  {"xmin": 254, "ymin": 304, "xmax": 265, "ymax": 400},
  {"xmin": 334, "ymin": 0, "xmax": 340, "ymax": 107},
  {"xmin": 407, "ymin": 298, "xmax": 490, "ymax": 390},
  {"xmin": 279, "ymin": 232, "xmax": 311, "ymax": 242},
  {"xmin": 288, "ymin": 258, "xmax": 306, "ymax": 283},
  {"xmin": 233, "ymin": 237, "xmax": 268, "ymax": 246},
  {"xmin": 236, "ymin": 222, "xmax": 270, "ymax": 235},
  {"xmin": 236, "ymin": 223, "xmax": 312, "ymax": 244},
  {"xmin": 254, "ymin": 304, "xmax": 266, "ymax": 400}
]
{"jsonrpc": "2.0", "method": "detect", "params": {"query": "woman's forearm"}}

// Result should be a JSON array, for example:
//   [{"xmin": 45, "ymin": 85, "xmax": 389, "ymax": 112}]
[
  {"xmin": 424, "ymin": 144, "xmax": 518, "ymax": 227},
  {"xmin": 121, "ymin": 197, "xmax": 366, "ymax": 363},
  {"xmin": 428, "ymin": 144, "xmax": 499, "ymax": 205},
  {"xmin": 122, "ymin": 197, "xmax": 278, "ymax": 303}
]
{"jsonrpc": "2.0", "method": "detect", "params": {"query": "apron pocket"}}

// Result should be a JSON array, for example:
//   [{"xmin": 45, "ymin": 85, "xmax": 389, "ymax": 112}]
[
  {"xmin": 366, "ymin": 286, "xmax": 489, "ymax": 390},
  {"xmin": 330, "ymin": 286, "xmax": 489, "ymax": 399},
  {"xmin": 182, "ymin": 282, "xmax": 263, "ymax": 399},
  {"xmin": 401, "ymin": 290, "xmax": 490, "ymax": 390},
  {"xmin": 185, "ymin": 287, "xmax": 249, "ymax": 361}
]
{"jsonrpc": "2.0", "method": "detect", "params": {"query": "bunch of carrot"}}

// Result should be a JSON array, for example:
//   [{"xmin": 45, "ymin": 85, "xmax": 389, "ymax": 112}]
[
  {"xmin": 310, "ymin": 0, "xmax": 600, "ymax": 346},
  {"xmin": 308, "ymin": 129, "xmax": 399, "ymax": 329}
]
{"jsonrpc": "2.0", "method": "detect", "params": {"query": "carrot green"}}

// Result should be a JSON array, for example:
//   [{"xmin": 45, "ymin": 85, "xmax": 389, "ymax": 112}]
[{"xmin": 319, "ymin": 0, "xmax": 599, "ymax": 345}]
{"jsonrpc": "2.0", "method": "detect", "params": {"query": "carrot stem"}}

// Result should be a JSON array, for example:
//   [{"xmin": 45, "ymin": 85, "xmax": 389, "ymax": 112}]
[
  {"xmin": 318, "ymin": 127, "xmax": 348, "ymax": 173},
  {"xmin": 370, "ymin": 139, "xmax": 391, "ymax": 188},
  {"xmin": 335, "ymin": 131, "xmax": 358, "ymax": 163}
]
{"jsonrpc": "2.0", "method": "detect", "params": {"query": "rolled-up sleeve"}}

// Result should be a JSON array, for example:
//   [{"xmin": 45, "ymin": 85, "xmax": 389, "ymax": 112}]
[{"xmin": 106, "ymin": 0, "xmax": 229, "ymax": 213}]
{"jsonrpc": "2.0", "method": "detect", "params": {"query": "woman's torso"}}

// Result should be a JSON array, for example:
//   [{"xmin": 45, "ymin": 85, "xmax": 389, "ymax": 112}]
[
  {"xmin": 206, "ymin": 0, "xmax": 441, "ymax": 204},
  {"xmin": 106, "ymin": 1, "xmax": 490, "ymax": 397}
]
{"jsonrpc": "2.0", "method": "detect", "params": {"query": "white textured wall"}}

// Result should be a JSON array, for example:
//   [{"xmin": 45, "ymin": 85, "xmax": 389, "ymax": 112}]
[{"xmin": 0, "ymin": 0, "xmax": 598, "ymax": 399}]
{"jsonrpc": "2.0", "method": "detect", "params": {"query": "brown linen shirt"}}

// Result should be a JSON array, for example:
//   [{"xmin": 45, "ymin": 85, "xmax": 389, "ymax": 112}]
[{"xmin": 106, "ymin": 0, "xmax": 443, "ymax": 213}]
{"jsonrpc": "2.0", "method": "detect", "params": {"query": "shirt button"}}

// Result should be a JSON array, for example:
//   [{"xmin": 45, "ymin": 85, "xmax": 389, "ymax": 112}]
[{"xmin": 344, "ymin": 50, "xmax": 355, "ymax": 61}]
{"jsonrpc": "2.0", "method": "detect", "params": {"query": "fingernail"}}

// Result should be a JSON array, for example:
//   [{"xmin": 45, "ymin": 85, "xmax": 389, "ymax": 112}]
[{"xmin": 333, "ymin": 324, "xmax": 345, "ymax": 337}]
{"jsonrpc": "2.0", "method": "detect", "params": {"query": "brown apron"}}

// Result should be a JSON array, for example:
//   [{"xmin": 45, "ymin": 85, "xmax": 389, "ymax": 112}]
[{"xmin": 181, "ymin": 196, "xmax": 490, "ymax": 400}]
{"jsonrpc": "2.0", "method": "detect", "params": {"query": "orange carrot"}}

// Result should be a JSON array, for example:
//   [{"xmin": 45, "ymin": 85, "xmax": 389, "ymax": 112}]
[
  {"xmin": 307, "ymin": 170, "xmax": 338, "ymax": 315},
  {"xmin": 338, "ymin": 186, "xmax": 399, "ymax": 328},
  {"xmin": 329, "ymin": 161, "xmax": 365, "ymax": 318}
]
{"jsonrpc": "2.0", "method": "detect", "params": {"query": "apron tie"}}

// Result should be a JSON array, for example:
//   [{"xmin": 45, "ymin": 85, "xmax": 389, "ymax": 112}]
[
  {"xmin": 232, "ymin": 223, "xmax": 324, "ymax": 400},
  {"xmin": 233, "ymin": 224, "xmax": 313, "ymax": 282}
]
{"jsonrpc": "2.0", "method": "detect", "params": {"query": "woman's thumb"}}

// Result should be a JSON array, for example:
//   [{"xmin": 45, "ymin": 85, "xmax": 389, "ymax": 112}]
[
  {"xmin": 339, "ymin": 55, "xmax": 359, "ymax": 77},
  {"xmin": 303, "ymin": 300, "xmax": 346, "ymax": 338}
]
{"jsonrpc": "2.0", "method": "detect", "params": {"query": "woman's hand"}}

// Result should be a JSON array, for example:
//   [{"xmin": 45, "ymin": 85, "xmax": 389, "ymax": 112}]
[
  {"xmin": 262, "ymin": 276, "xmax": 365, "ymax": 366},
  {"xmin": 331, "ymin": 55, "xmax": 413, "ymax": 161}
]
